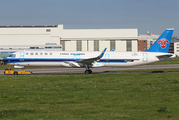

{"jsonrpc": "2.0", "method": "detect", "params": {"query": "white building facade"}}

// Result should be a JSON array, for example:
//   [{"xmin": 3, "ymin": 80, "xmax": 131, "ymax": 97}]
[
  {"xmin": 0, "ymin": 25, "xmax": 138, "ymax": 52},
  {"xmin": 173, "ymin": 37, "xmax": 179, "ymax": 55}
]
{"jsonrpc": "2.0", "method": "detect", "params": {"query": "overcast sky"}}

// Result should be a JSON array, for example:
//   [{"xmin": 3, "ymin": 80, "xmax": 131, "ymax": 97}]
[{"xmin": 0, "ymin": 0, "xmax": 179, "ymax": 36}]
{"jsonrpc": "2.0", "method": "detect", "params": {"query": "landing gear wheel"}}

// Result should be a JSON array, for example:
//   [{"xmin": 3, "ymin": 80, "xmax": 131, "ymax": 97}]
[
  {"xmin": 85, "ymin": 70, "xmax": 90, "ymax": 74},
  {"xmin": 14, "ymin": 71, "xmax": 18, "ymax": 75},
  {"xmin": 85, "ymin": 70, "xmax": 92, "ymax": 74}
]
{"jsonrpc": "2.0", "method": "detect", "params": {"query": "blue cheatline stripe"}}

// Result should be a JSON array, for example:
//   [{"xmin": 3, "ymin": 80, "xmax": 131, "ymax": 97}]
[{"xmin": 4, "ymin": 58, "xmax": 139, "ymax": 64}]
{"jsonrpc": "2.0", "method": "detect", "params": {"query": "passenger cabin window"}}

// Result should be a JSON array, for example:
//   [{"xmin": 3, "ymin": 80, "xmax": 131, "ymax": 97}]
[
  {"xmin": 30, "ymin": 53, "xmax": 33, "ymax": 55},
  {"xmin": 40, "ymin": 53, "xmax": 43, "ymax": 55},
  {"xmin": 26, "ymin": 53, "xmax": 29, "ymax": 55},
  {"xmin": 45, "ymin": 53, "xmax": 48, "ymax": 55},
  {"xmin": 35, "ymin": 53, "xmax": 38, "ymax": 55},
  {"xmin": 9, "ymin": 54, "xmax": 16, "ymax": 58},
  {"xmin": 50, "ymin": 53, "xmax": 52, "ymax": 55}
]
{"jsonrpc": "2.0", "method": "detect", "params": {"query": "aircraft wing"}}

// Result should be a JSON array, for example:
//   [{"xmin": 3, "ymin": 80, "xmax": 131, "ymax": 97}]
[{"xmin": 76, "ymin": 48, "xmax": 107, "ymax": 66}]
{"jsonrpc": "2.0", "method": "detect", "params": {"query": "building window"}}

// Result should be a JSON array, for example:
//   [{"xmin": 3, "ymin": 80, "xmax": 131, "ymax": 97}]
[
  {"xmin": 46, "ymin": 29, "xmax": 51, "ymax": 32},
  {"xmin": 150, "ymin": 41, "xmax": 153, "ymax": 47},
  {"xmin": 110, "ymin": 40, "xmax": 115, "ymax": 51},
  {"xmin": 45, "ymin": 47, "xmax": 53, "ymax": 49},
  {"xmin": 94, "ymin": 40, "xmax": 99, "ymax": 51},
  {"xmin": 30, "ymin": 47, "xmax": 35, "ymax": 49},
  {"xmin": 54, "ymin": 47, "xmax": 61, "ymax": 49},
  {"xmin": 76, "ymin": 40, "xmax": 82, "ymax": 51},
  {"xmin": 126, "ymin": 40, "xmax": 132, "ymax": 51},
  {"xmin": 61, "ymin": 41, "xmax": 65, "ymax": 51}
]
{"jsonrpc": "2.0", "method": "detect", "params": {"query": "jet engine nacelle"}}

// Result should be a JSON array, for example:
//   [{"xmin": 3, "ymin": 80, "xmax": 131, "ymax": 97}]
[{"xmin": 92, "ymin": 63, "xmax": 104, "ymax": 68}]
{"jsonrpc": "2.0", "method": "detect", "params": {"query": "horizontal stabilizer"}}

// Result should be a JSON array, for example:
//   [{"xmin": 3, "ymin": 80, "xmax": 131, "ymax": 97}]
[{"xmin": 156, "ymin": 53, "xmax": 173, "ymax": 60}]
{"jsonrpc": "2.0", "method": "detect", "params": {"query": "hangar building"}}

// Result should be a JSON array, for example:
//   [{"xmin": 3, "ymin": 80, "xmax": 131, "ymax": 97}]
[{"xmin": 0, "ymin": 25, "xmax": 138, "ymax": 52}]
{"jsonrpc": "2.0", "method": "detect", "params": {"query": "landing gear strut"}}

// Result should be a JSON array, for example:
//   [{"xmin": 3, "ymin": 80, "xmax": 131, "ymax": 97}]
[{"xmin": 84, "ymin": 65, "xmax": 92, "ymax": 74}]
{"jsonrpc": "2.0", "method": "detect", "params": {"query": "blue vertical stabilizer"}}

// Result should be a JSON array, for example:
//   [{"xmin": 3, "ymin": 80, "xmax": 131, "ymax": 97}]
[{"xmin": 145, "ymin": 29, "xmax": 174, "ymax": 53}]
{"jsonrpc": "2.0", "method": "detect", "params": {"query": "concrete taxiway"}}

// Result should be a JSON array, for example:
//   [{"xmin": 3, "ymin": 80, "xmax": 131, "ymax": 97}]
[{"xmin": 0, "ymin": 64, "xmax": 179, "ymax": 75}]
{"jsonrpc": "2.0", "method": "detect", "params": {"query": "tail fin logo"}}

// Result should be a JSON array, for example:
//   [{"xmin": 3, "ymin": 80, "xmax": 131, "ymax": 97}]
[{"xmin": 158, "ymin": 38, "xmax": 169, "ymax": 49}]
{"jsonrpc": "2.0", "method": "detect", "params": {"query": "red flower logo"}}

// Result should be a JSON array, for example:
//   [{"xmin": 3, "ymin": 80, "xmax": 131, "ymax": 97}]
[{"xmin": 158, "ymin": 38, "xmax": 169, "ymax": 49}]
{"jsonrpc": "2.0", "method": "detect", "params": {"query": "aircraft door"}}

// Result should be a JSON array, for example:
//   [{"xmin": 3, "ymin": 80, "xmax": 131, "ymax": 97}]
[
  {"xmin": 73, "ymin": 54, "xmax": 80, "ymax": 60},
  {"xmin": 19, "ymin": 52, "xmax": 25, "ymax": 61},
  {"xmin": 20, "ymin": 52, "xmax": 25, "ymax": 58},
  {"xmin": 143, "ymin": 53, "xmax": 148, "ymax": 62},
  {"xmin": 105, "ymin": 54, "xmax": 110, "ymax": 63}
]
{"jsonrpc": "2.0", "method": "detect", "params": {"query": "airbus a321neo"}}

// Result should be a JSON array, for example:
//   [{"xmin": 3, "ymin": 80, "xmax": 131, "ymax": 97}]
[{"xmin": 3, "ymin": 29, "xmax": 176, "ymax": 74}]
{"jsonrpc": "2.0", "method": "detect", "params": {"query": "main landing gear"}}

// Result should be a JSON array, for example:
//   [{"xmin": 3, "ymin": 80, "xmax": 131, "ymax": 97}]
[
  {"xmin": 85, "ymin": 65, "xmax": 92, "ymax": 74},
  {"xmin": 85, "ymin": 69, "xmax": 92, "ymax": 74}
]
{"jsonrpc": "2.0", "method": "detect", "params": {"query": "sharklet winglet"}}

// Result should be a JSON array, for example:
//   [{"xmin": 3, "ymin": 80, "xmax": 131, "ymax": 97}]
[{"xmin": 99, "ymin": 48, "xmax": 107, "ymax": 58}]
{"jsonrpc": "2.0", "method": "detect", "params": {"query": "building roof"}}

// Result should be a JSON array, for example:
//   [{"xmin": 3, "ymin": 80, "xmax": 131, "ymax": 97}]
[{"xmin": 0, "ymin": 25, "xmax": 58, "ymax": 28}]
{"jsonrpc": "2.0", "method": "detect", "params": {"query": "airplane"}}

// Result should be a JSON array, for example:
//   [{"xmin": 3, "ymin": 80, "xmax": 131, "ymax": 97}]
[{"xmin": 3, "ymin": 28, "xmax": 176, "ymax": 74}]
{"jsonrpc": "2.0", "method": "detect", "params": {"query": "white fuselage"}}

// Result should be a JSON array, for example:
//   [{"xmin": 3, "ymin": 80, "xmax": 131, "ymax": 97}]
[{"xmin": 4, "ymin": 50, "xmax": 172, "ymax": 68}]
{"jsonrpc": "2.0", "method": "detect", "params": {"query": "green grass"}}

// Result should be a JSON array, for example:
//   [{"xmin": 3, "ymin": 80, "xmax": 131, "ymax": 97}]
[
  {"xmin": 107, "ymin": 68, "xmax": 179, "ymax": 73},
  {"xmin": 1, "ymin": 71, "xmax": 179, "ymax": 119}
]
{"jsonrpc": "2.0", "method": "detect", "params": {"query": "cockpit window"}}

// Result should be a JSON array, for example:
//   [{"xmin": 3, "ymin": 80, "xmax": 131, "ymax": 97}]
[{"xmin": 9, "ymin": 54, "xmax": 16, "ymax": 58}]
